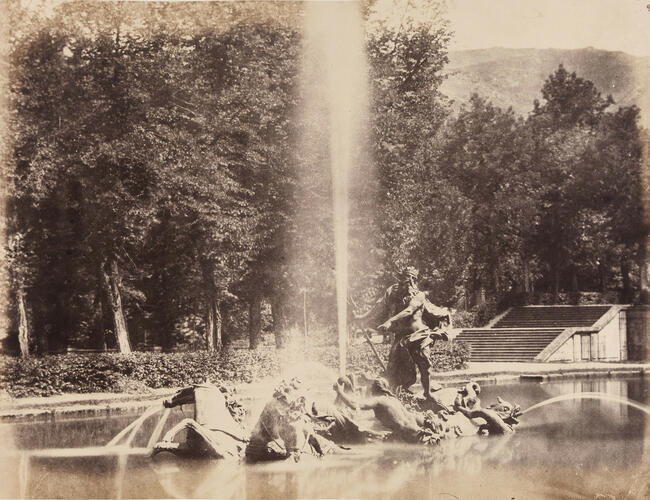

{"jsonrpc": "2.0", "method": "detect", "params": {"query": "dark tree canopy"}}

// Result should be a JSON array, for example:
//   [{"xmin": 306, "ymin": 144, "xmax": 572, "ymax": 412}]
[{"xmin": 2, "ymin": 1, "xmax": 646, "ymax": 355}]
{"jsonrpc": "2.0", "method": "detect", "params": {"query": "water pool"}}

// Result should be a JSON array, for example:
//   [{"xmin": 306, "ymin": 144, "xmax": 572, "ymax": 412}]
[{"xmin": 1, "ymin": 376, "xmax": 649, "ymax": 499}]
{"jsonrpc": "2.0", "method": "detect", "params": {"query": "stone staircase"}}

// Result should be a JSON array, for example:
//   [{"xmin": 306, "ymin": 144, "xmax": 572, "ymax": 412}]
[
  {"xmin": 455, "ymin": 306, "xmax": 612, "ymax": 362},
  {"xmin": 492, "ymin": 306, "xmax": 610, "ymax": 328}
]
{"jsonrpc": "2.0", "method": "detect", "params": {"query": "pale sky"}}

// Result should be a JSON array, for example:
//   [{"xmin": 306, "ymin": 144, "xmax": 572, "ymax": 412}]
[
  {"xmin": 17, "ymin": 0, "xmax": 650, "ymax": 57},
  {"xmin": 446, "ymin": 0, "xmax": 650, "ymax": 56}
]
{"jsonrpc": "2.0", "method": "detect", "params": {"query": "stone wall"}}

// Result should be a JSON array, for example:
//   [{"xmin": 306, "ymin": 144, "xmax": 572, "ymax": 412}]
[{"xmin": 547, "ymin": 309, "xmax": 630, "ymax": 362}]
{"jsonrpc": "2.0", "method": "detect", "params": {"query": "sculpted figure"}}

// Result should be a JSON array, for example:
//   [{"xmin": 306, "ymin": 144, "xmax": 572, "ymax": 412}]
[
  {"xmin": 310, "ymin": 375, "xmax": 390, "ymax": 443},
  {"xmin": 423, "ymin": 381, "xmax": 522, "ymax": 436},
  {"xmin": 245, "ymin": 378, "xmax": 339, "ymax": 462},
  {"xmin": 352, "ymin": 269, "xmax": 415, "ymax": 335},
  {"xmin": 152, "ymin": 384, "xmax": 248, "ymax": 459},
  {"xmin": 333, "ymin": 377, "xmax": 444, "ymax": 445},
  {"xmin": 355, "ymin": 266, "xmax": 454, "ymax": 397}
]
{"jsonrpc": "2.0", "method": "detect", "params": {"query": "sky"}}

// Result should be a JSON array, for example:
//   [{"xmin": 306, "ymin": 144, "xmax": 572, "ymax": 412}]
[
  {"xmin": 15, "ymin": 0, "xmax": 650, "ymax": 57},
  {"xmin": 446, "ymin": 0, "xmax": 650, "ymax": 57}
]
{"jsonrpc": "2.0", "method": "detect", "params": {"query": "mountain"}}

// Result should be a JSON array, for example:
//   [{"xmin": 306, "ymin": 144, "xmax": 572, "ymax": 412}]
[{"xmin": 441, "ymin": 47, "xmax": 650, "ymax": 126}]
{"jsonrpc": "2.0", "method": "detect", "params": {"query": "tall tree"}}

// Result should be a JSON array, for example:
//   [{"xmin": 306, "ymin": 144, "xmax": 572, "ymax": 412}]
[
  {"xmin": 439, "ymin": 94, "xmax": 539, "ymax": 300},
  {"xmin": 365, "ymin": 0, "xmax": 457, "ymax": 301},
  {"xmin": 528, "ymin": 65, "xmax": 643, "ymax": 300}
]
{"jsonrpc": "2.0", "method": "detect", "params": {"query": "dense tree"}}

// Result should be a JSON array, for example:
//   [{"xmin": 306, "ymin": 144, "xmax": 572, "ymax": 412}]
[
  {"xmin": 439, "ymin": 95, "xmax": 540, "ymax": 300},
  {"xmin": 6, "ymin": 2, "xmax": 302, "ymax": 353},
  {"xmin": 3, "ymin": 2, "xmax": 646, "ymax": 356},
  {"xmin": 365, "ymin": 0, "xmax": 457, "ymax": 300},
  {"xmin": 528, "ymin": 65, "xmax": 643, "ymax": 300}
]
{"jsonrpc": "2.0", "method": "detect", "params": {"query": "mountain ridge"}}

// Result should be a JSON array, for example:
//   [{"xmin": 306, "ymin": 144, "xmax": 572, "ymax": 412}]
[{"xmin": 441, "ymin": 47, "xmax": 650, "ymax": 125}]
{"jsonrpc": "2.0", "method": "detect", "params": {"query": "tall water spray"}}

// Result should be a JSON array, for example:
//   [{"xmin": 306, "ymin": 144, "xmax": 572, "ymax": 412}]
[{"xmin": 303, "ymin": 2, "xmax": 368, "ymax": 375}]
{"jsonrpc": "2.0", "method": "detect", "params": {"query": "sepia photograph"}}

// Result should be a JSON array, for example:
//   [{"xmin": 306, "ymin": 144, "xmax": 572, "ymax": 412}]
[{"xmin": 0, "ymin": 0, "xmax": 649, "ymax": 498}]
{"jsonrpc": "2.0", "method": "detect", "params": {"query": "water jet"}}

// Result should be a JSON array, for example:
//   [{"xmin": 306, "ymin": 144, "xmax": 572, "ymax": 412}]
[
  {"xmin": 522, "ymin": 391, "xmax": 650, "ymax": 416},
  {"xmin": 303, "ymin": 1, "xmax": 368, "ymax": 376}
]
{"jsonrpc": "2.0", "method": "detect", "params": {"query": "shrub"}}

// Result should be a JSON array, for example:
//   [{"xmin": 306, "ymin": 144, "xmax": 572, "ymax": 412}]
[
  {"xmin": 474, "ymin": 298, "xmax": 498, "ymax": 326},
  {"xmin": 451, "ymin": 310, "xmax": 479, "ymax": 328},
  {"xmin": 327, "ymin": 340, "xmax": 469, "ymax": 376},
  {"xmin": 0, "ymin": 339, "xmax": 469, "ymax": 398},
  {"xmin": 428, "ymin": 340, "xmax": 469, "ymax": 371}
]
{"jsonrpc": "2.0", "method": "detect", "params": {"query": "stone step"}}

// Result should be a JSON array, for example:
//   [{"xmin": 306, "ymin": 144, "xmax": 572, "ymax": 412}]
[
  {"xmin": 466, "ymin": 347, "xmax": 549, "ymax": 351},
  {"xmin": 463, "ymin": 349, "xmax": 552, "ymax": 352},
  {"xmin": 467, "ymin": 347, "xmax": 544, "ymax": 352},
  {"xmin": 458, "ymin": 334, "xmax": 561, "ymax": 337},
  {"xmin": 466, "ymin": 342, "xmax": 547, "ymax": 346},
  {"xmin": 493, "ymin": 306, "xmax": 610, "ymax": 328},
  {"xmin": 457, "ymin": 339, "xmax": 557, "ymax": 344},
  {"xmin": 458, "ymin": 335, "xmax": 559, "ymax": 339}
]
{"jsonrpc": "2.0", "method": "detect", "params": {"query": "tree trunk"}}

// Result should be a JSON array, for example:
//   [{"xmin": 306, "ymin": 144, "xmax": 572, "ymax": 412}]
[
  {"xmin": 91, "ymin": 298, "xmax": 107, "ymax": 351},
  {"xmin": 34, "ymin": 311, "xmax": 48, "ymax": 355},
  {"xmin": 215, "ymin": 305, "xmax": 223, "ymax": 348},
  {"xmin": 553, "ymin": 266, "xmax": 560, "ymax": 303},
  {"xmin": 206, "ymin": 296, "xmax": 224, "ymax": 351},
  {"xmin": 222, "ymin": 303, "xmax": 234, "ymax": 347},
  {"xmin": 599, "ymin": 260, "xmax": 607, "ymax": 293},
  {"xmin": 17, "ymin": 288, "xmax": 29, "ymax": 357},
  {"xmin": 206, "ymin": 299, "xmax": 223, "ymax": 351},
  {"xmin": 569, "ymin": 268, "xmax": 579, "ymax": 304},
  {"xmin": 639, "ymin": 256, "xmax": 649, "ymax": 303},
  {"xmin": 101, "ymin": 259, "xmax": 131, "ymax": 353},
  {"xmin": 91, "ymin": 268, "xmax": 108, "ymax": 350},
  {"xmin": 492, "ymin": 264, "xmax": 500, "ymax": 293},
  {"xmin": 571, "ymin": 269, "xmax": 578, "ymax": 293},
  {"xmin": 201, "ymin": 261, "xmax": 222, "ymax": 351},
  {"xmin": 249, "ymin": 295, "xmax": 262, "ymax": 349},
  {"xmin": 206, "ymin": 300, "xmax": 215, "ymax": 351},
  {"xmin": 271, "ymin": 294, "xmax": 287, "ymax": 348},
  {"xmin": 475, "ymin": 287, "xmax": 486, "ymax": 307},
  {"xmin": 621, "ymin": 260, "xmax": 632, "ymax": 302},
  {"xmin": 523, "ymin": 258, "xmax": 530, "ymax": 293}
]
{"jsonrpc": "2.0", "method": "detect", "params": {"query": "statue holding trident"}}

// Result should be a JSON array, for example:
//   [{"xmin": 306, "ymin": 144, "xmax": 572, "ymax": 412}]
[{"xmin": 352, "ymin": 266, "xmax": 456, "ymax": 399}]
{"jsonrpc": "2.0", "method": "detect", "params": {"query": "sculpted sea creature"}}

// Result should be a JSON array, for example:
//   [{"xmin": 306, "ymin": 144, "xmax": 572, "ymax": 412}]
[
  {"xmin": 152, "ymin": 384, "xmax": 248, "ymax": 459},
  {"xmin": 423, "ymin": 382, "xmax": 522, "ymax": 436},
  {"xmin": 245, "ymin": 378, "xmax": 340, "ymax": 462},
  {"xmin": 150, "ymin": 377, "xmax": 521, "ymax": 463}
]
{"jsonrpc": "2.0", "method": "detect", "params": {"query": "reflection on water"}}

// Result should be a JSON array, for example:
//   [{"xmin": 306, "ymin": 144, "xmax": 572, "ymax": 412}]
[{"xmin": 1, "ymin": 376, "xmax": 649, "ymax": 499}]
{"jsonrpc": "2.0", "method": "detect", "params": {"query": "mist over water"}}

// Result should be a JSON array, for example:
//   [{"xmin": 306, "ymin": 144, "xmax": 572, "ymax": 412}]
[{"xmin": 302, "ymin": 2, "xmax": 368, "ymax": 375}]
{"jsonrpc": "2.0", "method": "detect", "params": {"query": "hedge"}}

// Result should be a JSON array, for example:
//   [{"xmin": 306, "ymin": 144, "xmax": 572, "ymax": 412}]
[{"xmin": 0, "ymin": 341, "xmax": 469, "ymax": 398}]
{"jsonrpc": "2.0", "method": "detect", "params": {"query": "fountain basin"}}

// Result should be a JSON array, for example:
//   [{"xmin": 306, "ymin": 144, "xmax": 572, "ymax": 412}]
[{"xmin": 1, "ymin": 374, "xmax": 648, "ymax": 499}]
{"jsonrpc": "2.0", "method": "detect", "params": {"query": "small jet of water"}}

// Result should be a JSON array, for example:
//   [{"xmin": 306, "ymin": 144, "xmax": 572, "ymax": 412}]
[
  {"xmin": 522, "ymin": 392, "xmax": 650, "ymax": 416},
  {"xmin": 106, "ymin": 403, "xmax": 164, "ymax": 447}
]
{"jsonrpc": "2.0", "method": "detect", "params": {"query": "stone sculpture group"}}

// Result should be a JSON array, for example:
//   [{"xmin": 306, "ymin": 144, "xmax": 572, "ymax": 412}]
[
  {"xmin": 152, "ymin": 377, "xmax": 521, "ymax": 460},
  {"xmin": 152, "ymin": 266, "xmax": 522, "ymax": 460}
]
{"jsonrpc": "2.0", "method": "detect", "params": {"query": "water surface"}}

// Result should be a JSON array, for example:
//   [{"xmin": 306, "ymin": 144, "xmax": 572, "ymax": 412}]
[{"xmin": 1, "ymin": 376, "xmax": 649, "ymax": 499}]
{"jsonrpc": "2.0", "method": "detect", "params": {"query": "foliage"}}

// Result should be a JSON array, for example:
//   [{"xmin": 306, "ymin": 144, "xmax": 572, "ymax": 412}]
[
  {"xmin": 6, "ymin": 1, "xmax": 303, "ymax": 352},
  {"xmin": 526, "ymin": 66, "xmax": 644, "ymax": 298},
  {"xmin": 428, "ymin": 340, "xmax": 470, "ymax": 371},
  {"xmin": 450, "ymin": 310, "xmax": 481, "ymax": 329},
  {"xmin": 3, "ymin": 0, "xmax": 645, "ymax": 357},
  {"xmin": 365, "ymin": 0, "xmax": 457, "ymax": 301},
  {"xmin": 440, "ymin": 95, "xmax": 540, "ymax": 295},
  {"xmin": 0, "ymin": 350, "xmax": 281, "ymax": 397}
]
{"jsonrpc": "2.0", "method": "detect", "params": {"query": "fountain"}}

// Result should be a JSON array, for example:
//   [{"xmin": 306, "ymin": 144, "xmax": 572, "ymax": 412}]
[
  {"xmin": 521, "ymin": 391, "xmax": 650, "ymax": 416},
  {"xmin": 6, "ymin": 375, "xmax": 650, "ymax": 498},
  {"xmin": 106, "ymin": 404, "xmax": 165, "ymax": 448},
  {"xmin": 303, "ymin": 1, "xmax": 368, "ymax": 375}
]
